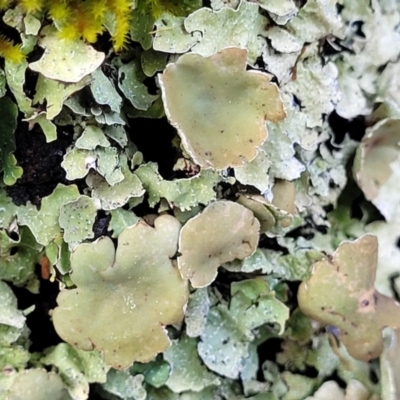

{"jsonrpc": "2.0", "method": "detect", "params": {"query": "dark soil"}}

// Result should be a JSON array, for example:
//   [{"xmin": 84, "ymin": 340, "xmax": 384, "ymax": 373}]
[{"xmin": 6, "ymin": 122, "xmax": 74, "ymax": 206}]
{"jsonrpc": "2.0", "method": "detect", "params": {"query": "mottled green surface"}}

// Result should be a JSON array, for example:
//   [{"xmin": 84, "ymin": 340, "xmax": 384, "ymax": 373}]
[{"xmin": 1, "ymin": 0, "xmax": 400, "ymax": 398}]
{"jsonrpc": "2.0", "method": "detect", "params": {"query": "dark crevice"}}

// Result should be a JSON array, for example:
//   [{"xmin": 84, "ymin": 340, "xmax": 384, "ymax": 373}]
[
  {"xmin": 350, "ymin": 195, "xmax": 367, "ymax": 220},
  {"xmin": 322, "ymin": 371, "xmax": 347, "ymax": 389},
  {"xmin": 129, "ymin": 194, "xmax": 157, "ymax": 218},
  {"xmin": 328, "ymin": 111, "xmax": 366, "ymax": 144},
  {"xmin": 257, "ymin": 337, "xmax": 284, "ymax": 380},
  {"xmin": 285, "ymin": 216, "xmax": 328, "ymax": 240},
  {"xmin": 292, "ymin": 94, "xmax": 303, "ymax": 109},
  {"xmin": 143, "ymin": 76, "xmax": 160, "ymax": 95},
  {"xmin": 217, "ymin": 180, "xmax": 240, "ymax": 202},
  {"xmin": 298, "ymin": 365, "xmax": 319, "ymax": 378},
  {"xmin": 296, "ymin": 0, "xmax": 307, "ymax": 8},
  {"xmin": 127, "ymin": 117, "xmax": 179, "ymax": 180},
  {"xmin": 8, "ymin": 230, "xmax": 19, "ymax": 241},
  {"xmin": 254, "ymin": 55, "xmax": 267, "ymax": 71},
  {"xmin": 369, "ymin": 365, "xmax": 380, "ymax": 384},
  {"xmin": 349, "ymin": 191, "xmax": 383, "ymax": 223},
  {"xmin": 89, "ymin": 386, "xmax": 110, "ymax": 400},
  {"xmin": 211, "ymin": 269, "xmax": 240, "ymax": 301},
  {"xmin": 6, "ymin": 122, "xmax": 75, "ymax": 206},
  {"xmin": 285, "ymin": 281, "xmax": 301, "ymax": 306},
  {"xmin": 9, "ymin": 246, "xmax": 18, "ymax": 256},
  {"xmin": 93, "ymin": 210, "xmax": 112, "ymax": 239},
  {"xmin": 351, "ymin": 21, "xmax": 367, "ymax": 38},
  {"xmin": 9, "ymin": 267, "xmax": 61, "ymax": 352},
  {"xmin": 336, "ymin": 3, "xmax": 344, "ymax": 13},
  {"xmin": 258, "ymin": 236, "xmax": 289, "ymax": 254},
  {"xmin": 24, "ymin": 68, "xmax": 40, "ymax": 99},
  {"xmin": 91, "ymin": 31, "xmax": 113, "ymax": 54}
]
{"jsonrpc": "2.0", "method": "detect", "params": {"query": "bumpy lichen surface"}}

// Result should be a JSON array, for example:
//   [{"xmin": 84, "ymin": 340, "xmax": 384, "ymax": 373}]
[
  {"xmin": 2, "ymin": 0, "xmax": 400, "ymax": 398},
  {"xmin": 6, "ymin": 369, "xmax": 72, "ymax": 400}
]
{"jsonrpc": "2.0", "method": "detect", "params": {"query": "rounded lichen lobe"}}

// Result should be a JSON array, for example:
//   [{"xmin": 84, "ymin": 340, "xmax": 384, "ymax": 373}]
[
  {"xmin": 159, "ymin": 47, "xmax": 286, "ymax": 170},
  {"xmin": 298, "ymin": 234, "xmax": 400, "ymax": 361},
  {"xmin": 178, "ymin": 200, "xmax": 260, "ymax": 288},
  {"xmin": 53, "ymin": 215, "xmax": 188, "ymax": 369}
]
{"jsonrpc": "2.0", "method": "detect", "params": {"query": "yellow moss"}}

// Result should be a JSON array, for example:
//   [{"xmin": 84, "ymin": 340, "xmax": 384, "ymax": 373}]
[
  {"xmin": 0, "ymin": 0, "xmax": 194, "ymax": 54},
  {"xmin": 0, "ymin": 36, "xmax": 24, "ymax": 63},
  {"xmin": 18, "ymin": 0, "xmax": 44, "ymax": 13},
  {"xmin": 136, "ymin": 0, "xmax": 195, "ymax": 18},
  {"xmin": 88, "ymin": 0, "xmax": 108, "ymax": 20},
  {"xmin": 47, "ymin": 0, "xmax": 70, "ymax": 24},
  {"xmin": 54, "ymin": 0, "xmax": 105, "ymax": 44},
  {"xmin": 57, "ymin": 24, "xmax": 80, "ymax": 42},
  {"xmin": 107, "ymin": 0, "xmax": 132, "ymax": 14},
  {"xmin": 0, "ymin": 0, "xmax": 12, "ymax": 11},
  {"xmin": 112, "ymin": 12, "xmax": 130, "ymax": 51},
  {"xmin": 107, "ymin": 0, "xmax": 133, "ymax": 51},
  {"xmin": 75, "ymin": 1, "xmax": 104, "ymax": 43}
]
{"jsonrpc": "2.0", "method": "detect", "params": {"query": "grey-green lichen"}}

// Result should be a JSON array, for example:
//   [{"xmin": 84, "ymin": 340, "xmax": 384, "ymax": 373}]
[{"xmin": 1, "ymin": 0, "xmax": 400, "ymax": 398}]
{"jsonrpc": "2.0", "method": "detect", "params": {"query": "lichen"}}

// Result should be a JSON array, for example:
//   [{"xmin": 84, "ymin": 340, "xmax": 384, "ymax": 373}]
[
  {"xmin": 53, "ymin": 215, "xmax": 188, "ymax": 368},
  {"xmin": 159, "ymin": 47, "xmax": 286, "ymax": 169},
  {"xmin": 298, "ymin": 235, "xmax": 400, "ymax": 361},
  {"xmin": 178, "ymin": 201, "xmax": 260, "ymax": 287}
]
